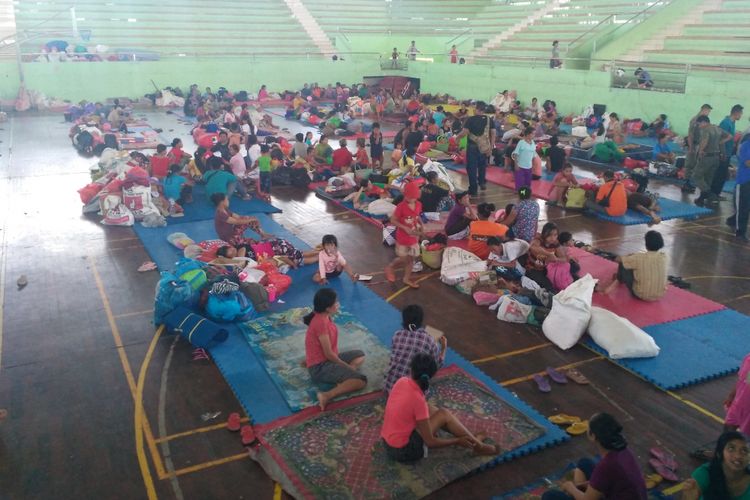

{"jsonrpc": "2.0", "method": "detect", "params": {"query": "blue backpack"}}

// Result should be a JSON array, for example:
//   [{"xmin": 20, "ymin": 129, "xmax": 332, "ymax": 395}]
[
  {"xmin": 154, "ymin": 271, "xmax": 197, "ymax": 325},
  {"xmin": 205, "ymin": 290, "xmax": 256, "ymax": 323}
]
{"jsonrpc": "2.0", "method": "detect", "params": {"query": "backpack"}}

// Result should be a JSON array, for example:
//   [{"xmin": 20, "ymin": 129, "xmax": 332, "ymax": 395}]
[
  {"xmin": 468, "ymin": 116, "xmax": 492, "ymax": 156},
  {"xmin": 205, "ymin": 290, "xmax": 256, "ymax": 322},
  {"xmin": 236, "ymin": 90, "xmax": 248, "ymax": 101},
  {"xmin": 290, "ymin": 168, "xmax": 310, "ymax": 187},
  {"xmin": 154, "ymin": 272, "xmax": 197, "ymax": 325}
]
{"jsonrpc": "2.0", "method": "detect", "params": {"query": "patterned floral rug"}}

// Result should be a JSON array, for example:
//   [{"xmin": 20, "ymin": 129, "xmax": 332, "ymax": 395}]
[
  {"xmin": 256, "ymin": 365, "xmax": 546, "ymax": 499},
  {"xmin": 242, "ymin": 307, "xmax": 391, "ymax": 412}
]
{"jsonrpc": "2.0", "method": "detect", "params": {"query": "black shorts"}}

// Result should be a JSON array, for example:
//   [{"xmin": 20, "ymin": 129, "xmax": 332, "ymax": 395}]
[
  {"xmin": 326, "ymin": 269, "xmax": 342, "ymax": 279},
  {"xmin": 384, "ymin": 430, "xmax": 425, "ymax": 463}
]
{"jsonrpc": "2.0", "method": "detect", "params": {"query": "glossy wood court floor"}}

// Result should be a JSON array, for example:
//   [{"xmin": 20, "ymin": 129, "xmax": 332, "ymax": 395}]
[{"xmin": 0, "ymin": 110, "xmax": 747, "ymax": 499}]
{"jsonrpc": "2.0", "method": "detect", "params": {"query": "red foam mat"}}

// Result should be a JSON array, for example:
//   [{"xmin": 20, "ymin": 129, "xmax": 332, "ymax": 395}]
[
  {"xmin": 568, "ymin": 247, "xmax": 725, "ymax": 327},
  {"xmin": 449, "ymin": 166, "xmax": 556, "ymax": 200}
]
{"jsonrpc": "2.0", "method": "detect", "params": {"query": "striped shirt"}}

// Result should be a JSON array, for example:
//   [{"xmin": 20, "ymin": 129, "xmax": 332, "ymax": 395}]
[
  {"xmin": 621, "ymin": 251, "xmax": 667, "ymax": 301},
  {"xmin": 384, "ymin": 328, "xmax": 442, "ymax": 393}
]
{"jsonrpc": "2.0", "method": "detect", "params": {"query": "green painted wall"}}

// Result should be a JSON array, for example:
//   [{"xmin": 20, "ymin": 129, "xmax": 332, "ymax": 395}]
[
  {"xmin": 335, "ymin": 35, "xmax": 459, "ymax": 61},
  {"xmin": 4, "ymin": 57, "xmax": 747, "ymax": 136}
]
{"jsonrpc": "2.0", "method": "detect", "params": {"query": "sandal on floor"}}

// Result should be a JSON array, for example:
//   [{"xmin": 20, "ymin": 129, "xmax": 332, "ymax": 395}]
[
  {"xmin": 546, "ymin": 367, "xmax": 568, "ymax": 384},
  {"xmin": 650, "ymin": 447, "xmax": 678, "ymax": 471},
  {"xmin": 548, "ymin": 414, "xmax": 581, "ymax": 425},
  {"xmin": 138, "ymin": 261, "xmax": 158, "ymax": 272},
  {"xmin": 649, "ymin": 458, "xmax": 679, "ymax": 482},
  {"xmin": 533, "ymin": 374, "xmax": 551, "ymax": 393},
  {"xmin": 644, "ymin": 473, "xmax": 663, "ymax": 489},
  {"xmin": 566, "ymin": 421, "xmax": 589, "ymax": 436},
  {"xmin": 227, "ymin": 412, "xmax": 241, "ymax": 432},
  {"xmin": 240, "ymin": 424, "xmax": 258, "ymax": 446},
  {"xmin": 566, "ymin": 368, "xmax": 590, "ymax": 385}
]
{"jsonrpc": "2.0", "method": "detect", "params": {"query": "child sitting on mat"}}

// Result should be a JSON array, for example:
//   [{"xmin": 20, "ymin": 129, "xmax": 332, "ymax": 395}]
[
  {"xmin": 555, "ymin": 231, "xmax": 580, "ymax": 282},
  {"xmin": 313, "ymin": 234, "xmax": 359, "ymax": 285},
  {"xmin": 547, "ymin": 163, "xmax": 579, "ymax": 207},
  {"xmin": 305, "ymin": 288, "xmax": 367, "ymax": 411},
  {"xmin": 381, "ymin": 352, "xmax": 499, "ymax": 463},
  {"xmin": 384, "ymin": 305, "xmax": 446, "ymax": 393},
  {"xmin": 163, "ymin": 164, "xmax": 193, "ymax": 216},
  {"xmin": 150, "ymin": 144, "xmax": 170, "ymax": 179}
]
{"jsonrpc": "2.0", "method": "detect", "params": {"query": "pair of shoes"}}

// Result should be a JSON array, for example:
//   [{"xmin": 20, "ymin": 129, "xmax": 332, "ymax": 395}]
[
  {"xmin": 533, "ymin": 367, "xmax": 568, "ymax": 392},
  {"xmin": 649, "ymin": 447, "xmax": 679, "ymax": 482}
]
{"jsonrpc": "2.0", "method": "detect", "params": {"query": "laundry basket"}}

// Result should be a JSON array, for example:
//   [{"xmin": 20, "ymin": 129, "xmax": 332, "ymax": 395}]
[{"xmin": 420, "ymin": 246, "xmax": 444, "ymax": 270}]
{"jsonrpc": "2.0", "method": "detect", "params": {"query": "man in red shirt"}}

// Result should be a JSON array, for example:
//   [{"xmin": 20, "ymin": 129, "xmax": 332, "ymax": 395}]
[
  {"xmin": 384, "ymin": 182, "xmax": 423, "ymax": 289},
  {"xmin": 331, "ymin": 138, "xmax": 353, "ymax": 173}
]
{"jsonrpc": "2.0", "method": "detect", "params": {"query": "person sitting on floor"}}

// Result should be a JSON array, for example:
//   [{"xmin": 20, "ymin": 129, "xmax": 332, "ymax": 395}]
[
  {"xmin": 150, "ymin": 144, "xmax": 171, "ymax": 179},
  {"xmin": 542, "ymin": 412, "xmax": 647, "ymax": 500},
  {"xmin": 652, "ymin": 133, "xmax": 675, "ymax": 164},
  {"xmin": 602, "ymin": 230, "xmax": 667, "ymax": 301},
  {"xmin": 683, "ymin": 431, "xmax": 750, "ymax": 500},
  {"xmin": 468, "ymin": 203, "xmax": 508, "ymax": 260},
  {"xmin": 584, "ymin": 170, "xmax": 627, "ymax": 218},
  {"xmin": 381, "ymin": 352, "xmax": 499, "ymax": 463},
  {"xmin": 420, "ymin": 171, "xmax": 452, "ymax": 213},
  {"xmin": 384, "ymin": 305, "xmax": 446, "ymax": 393},
  {"xmin": 313, "ymin": 234, "xmax": 359, "ymax": 285},
  {"xmin": 305, "ymin": 288, "xmax": 367, "ymax": 411},
  {"xmin": 444, "ymin": 191, "xmax": 478, "ymax": 240},
  {"xmin": 501, "ymin": 187, "xmax": 539, "ymax": 242},
  {"xmin": 547, "ymin": 163, "xmax": 579, "ymax": 207}
]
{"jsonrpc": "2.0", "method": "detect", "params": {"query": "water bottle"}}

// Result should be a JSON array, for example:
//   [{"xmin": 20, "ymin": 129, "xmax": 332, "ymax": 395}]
[{"xmin": 267, "ymin": 284, "xmax": 277, "ymax": 303}]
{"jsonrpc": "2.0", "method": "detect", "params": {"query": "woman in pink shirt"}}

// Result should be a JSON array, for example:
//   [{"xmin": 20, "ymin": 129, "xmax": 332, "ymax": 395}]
[
  {"xmin": 305, "ymin": 288, "xmax": 366, "ymax": 410},
  {"xmin": 381, "ymin": 353, "xmax": 499, "ymax": 462}
]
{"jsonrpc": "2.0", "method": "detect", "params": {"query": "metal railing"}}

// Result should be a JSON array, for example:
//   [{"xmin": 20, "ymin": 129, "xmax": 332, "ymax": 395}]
[{"xmin": 9, "ymin": 49, "xmax": 750, "ymax": 76}]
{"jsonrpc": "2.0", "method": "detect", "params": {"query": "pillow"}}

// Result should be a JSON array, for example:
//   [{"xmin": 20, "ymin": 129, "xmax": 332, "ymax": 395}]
[
  {"xmin": 542, "ymin": 274, "xmax": 597, "ymax": 350},
  {"xmin": 587, "ymin": 306, "xmax": 660, "ymax": 359}
]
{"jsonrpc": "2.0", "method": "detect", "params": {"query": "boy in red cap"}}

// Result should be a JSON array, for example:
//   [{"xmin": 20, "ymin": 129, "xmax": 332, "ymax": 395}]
[{"xmin": 385, "ymin": 182, "xmax": 423, "ymax": 288}]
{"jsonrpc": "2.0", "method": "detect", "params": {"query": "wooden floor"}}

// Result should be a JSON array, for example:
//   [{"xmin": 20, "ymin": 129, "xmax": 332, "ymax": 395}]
[{"xmin": 0, "ymin": 110, "xmax": 748, "ymax": 499}]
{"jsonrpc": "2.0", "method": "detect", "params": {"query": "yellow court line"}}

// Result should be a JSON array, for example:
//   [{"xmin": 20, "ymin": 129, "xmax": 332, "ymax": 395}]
[
  {"xmin": 91, "ymin": 257, "xmax": 159, "ymax": 499},
  {"xmin": 579, "ymin": 344, "xmax": 725, "ymax": 424},
  {"xmin": 171, "ymin": 452, "xmax": 248, "ymax": 477},
  {"xmin": 154, "ymin": 416, "xmax": 251, "ymax": 444},
  {"xmin": 500, "ymin": 357, "xmax": 604, "ymax": 386},
  {"xmin": 115, "ymin": 309, "xmax": 155, "ymax": 319},
  {"xmin": 135, "ymin": 325, "xmax": 163, "ymax": 500},
  {"xmin": 385, "ymin": 272, "xmax": 438, "ymax": 303},
  {"xmin": 472, "ymin": 343, "xmax": 552, "ymax": 364},
  {"xmin": 273, "ymin": 482, "xmax": 282, "ymax": 500}
]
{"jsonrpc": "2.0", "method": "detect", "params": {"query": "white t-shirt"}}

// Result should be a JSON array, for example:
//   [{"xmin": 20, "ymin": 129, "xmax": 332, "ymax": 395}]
[{"xmin": 247, "ymin": 144, "xmax": 261, "ymax": 168}]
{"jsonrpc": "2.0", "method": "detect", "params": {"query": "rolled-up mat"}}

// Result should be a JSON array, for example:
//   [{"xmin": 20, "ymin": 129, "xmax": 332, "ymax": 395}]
[{"xmin": 164, "ymin": 306, "xmax": 228, "ymax": 348}]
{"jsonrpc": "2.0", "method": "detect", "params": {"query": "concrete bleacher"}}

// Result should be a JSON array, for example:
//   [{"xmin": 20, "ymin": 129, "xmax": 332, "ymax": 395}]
[
  {"xmin": 474, "ymin": 0, "xmax": 667, "ymax": 62},
  {"xmin": 14, "ymin": 0, "xmax": 321, "ymax": 58},
  {"xmin": 641, "ymin": 0, "xmax": 750, "ymax": 69}
]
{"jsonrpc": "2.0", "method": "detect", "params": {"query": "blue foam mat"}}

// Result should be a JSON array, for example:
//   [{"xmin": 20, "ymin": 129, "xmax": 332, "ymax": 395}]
[
  {"xmin": 208, "ymin": 264, "xmax": 568, "ymax": 462},
  {"xmin": 132, "ymin": 213, "xmax": 568, "ymax": 461},
  {"xmin": 584, "ymin": 309, "xmax": 750, "ymax": 390},
  {"xmin": 314, "ymin": 188, "xmax": 387, "ymax": 224},
  {"xmin": 133, "ymin": 213, "xmax": 308, "ymax": 271},
  {"xmin": 593, "ymin": 197, "xmax": 712, "ymax": 225},
  {"xmin": 169, "ymin": 185, "xmax": 281, "ymax": 224}
]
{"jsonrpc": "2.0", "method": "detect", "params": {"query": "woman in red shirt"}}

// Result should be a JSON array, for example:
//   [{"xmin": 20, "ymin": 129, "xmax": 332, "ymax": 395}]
[
  {"xmin": 305, "ymin": 288, "xmax": 367, "ymax": 410},
  {"xmin": 381, "ymin": 353, "xmax": 499, "ymax": 462},
  {"xmin": 384, "ymin": 182, "xmax": 424, "ymax": 289}
]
